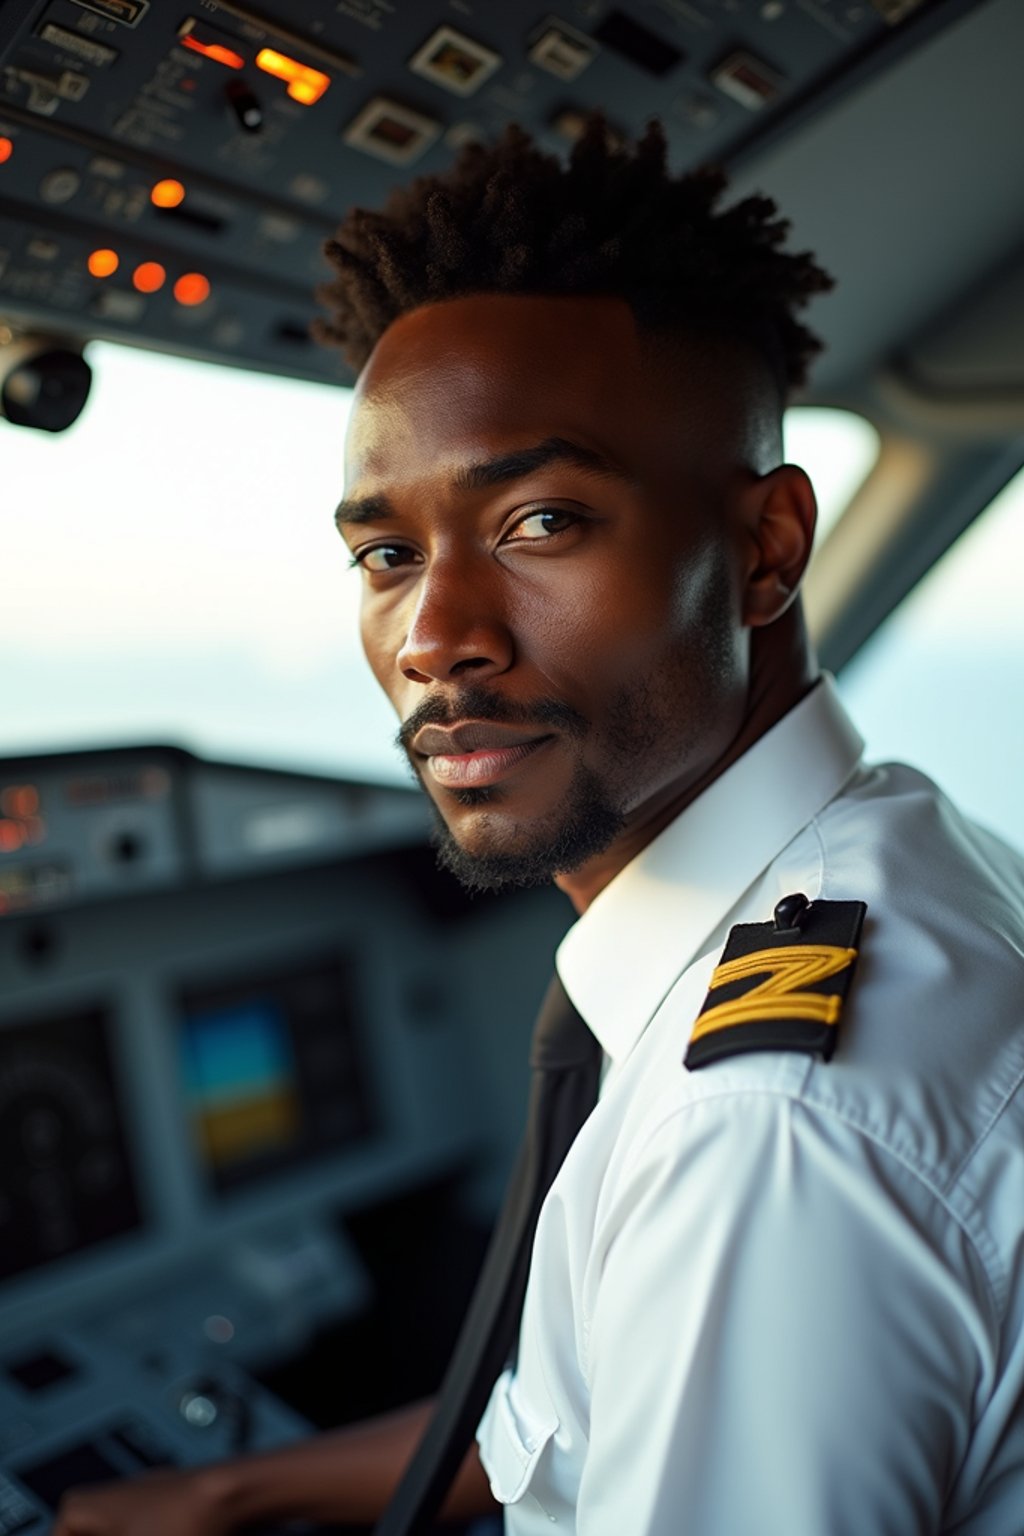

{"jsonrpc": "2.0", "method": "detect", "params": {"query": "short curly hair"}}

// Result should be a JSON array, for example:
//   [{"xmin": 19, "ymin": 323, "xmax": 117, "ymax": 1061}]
[{"xmin": 315, "ymin": 115, "xmax": 833, "ymax": 394}]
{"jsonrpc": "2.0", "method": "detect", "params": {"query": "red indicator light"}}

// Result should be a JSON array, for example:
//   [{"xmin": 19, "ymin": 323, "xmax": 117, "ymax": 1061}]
[
  {"xmin": 133, "ymin": 261, "xmax": 166, "ymax": 293},
  {"xmin": 1, "ymin": 785, "xmax": 39, "ymax": 818},
  {"xmin": 0, "ymin": 137, "xmax": 13, "ymax": 165},
  {"xmin": 174, "ymin": 272, "xmax": 210, "ymax": 306},
  {"xmin": 151, "ymin": 178, "xmax": 186, "ymax": 209},
  {"xmin": 87, "ymin": 247, "xmax": 119, "ymax": 278},
  {"xmin": 255, "ymin": 48, "xmax": 329, "ymax": 105},
  {"xmin": 181, "ymin": 34, "xmax": 244, "ymax": 70},
  {"xmin": 0, "ymin": 820, "xmax": 23, "ymax": 854}
]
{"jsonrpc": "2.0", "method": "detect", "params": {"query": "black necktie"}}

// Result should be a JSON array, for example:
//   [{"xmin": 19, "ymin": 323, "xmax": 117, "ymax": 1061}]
[{"xmin": 375, "ymin": 973, "xmax": 602, "ymax": 1536}]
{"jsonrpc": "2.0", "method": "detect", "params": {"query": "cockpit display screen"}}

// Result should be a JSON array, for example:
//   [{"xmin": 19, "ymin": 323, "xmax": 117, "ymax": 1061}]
[
  {"xmin": 0, "ymin": 1006, "xmax": 142, "ymax": 1283},
  {"xmin": 178, "ymin": 956, "xmax": 372, "ymax": 1194}
]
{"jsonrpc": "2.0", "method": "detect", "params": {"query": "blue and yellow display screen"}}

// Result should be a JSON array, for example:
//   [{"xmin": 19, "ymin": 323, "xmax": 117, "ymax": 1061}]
[
  {"xmin": 178, "ymin": 957, "xmax": 371, "ymax": 1195},
  {"xmin": 180, "ymin": 999, "xmax": 300, "ymax": 1174}
]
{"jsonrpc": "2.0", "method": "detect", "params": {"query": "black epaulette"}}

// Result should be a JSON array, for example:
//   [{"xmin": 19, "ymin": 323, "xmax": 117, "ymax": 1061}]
[{"xmin": 685, "ymin": 893, "xmax": 867, "ymax": 1071}]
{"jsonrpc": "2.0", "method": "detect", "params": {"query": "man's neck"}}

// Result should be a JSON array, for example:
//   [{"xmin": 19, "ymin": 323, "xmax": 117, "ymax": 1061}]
[{"xmin": 556, "ymin": 624, "xmax": 819, "ymax": 915}]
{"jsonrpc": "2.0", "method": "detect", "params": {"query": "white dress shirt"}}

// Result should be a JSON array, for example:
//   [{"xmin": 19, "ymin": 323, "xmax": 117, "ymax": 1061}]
[{"xmin": 476, "ymin": 678, "xmax": 1024, "ymax": 1534}]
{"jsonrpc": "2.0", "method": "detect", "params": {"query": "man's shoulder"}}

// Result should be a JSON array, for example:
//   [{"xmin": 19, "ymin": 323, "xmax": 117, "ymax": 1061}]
[
  {"xmin": 817, "ymin": 758, "xmax": 1024, "ymax": 915},
  {"xmin": 636, "ymin": 762, "xmax": 1024, "ymax": 1236},
  {"xmin": 811, "ymin": 759, "xmax": 1024, "ymax": 1046},
  {"xmin": 622, "ymin": 761, "xmax": 1024, "ymax": 1205},
  {"xmin": 796, "ymin": 760, "xmax": 1024, "ymax": 1194}
]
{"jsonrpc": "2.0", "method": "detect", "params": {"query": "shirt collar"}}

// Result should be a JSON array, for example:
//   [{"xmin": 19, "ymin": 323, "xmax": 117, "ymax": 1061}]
[{"xmin": 556, "ymin": 676, "xmax": 864, "ymax": 1064}]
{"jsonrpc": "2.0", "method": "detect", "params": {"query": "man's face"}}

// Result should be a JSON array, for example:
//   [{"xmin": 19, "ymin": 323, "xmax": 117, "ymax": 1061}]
[{"xmin": 338, "ymin": 294, "xmax": 759, "ymax": 892}]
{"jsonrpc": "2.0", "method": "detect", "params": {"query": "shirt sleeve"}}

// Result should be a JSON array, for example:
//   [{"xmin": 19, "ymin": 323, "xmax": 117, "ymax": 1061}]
[{"xmin": 577, "ymin": 1088, "xmax": 991, "ymax": 1536}]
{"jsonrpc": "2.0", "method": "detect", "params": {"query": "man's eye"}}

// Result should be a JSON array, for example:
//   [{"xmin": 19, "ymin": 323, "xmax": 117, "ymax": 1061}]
[
  {"xmin": 507, "ymin": 508, "xmax": 579, "ymax": 542},
  {"xmin": 351, "ymin": 544, "xmax": 415, "ymax": 573}
]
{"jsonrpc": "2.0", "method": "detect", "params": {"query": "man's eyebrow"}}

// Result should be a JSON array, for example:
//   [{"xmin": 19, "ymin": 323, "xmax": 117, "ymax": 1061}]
[
  {"xmin": 334, "ymin": 491, "xmax": 395, "ymax": 529},
  {"xmin": 454, "ymin": 436, "xmax": 634, "ymax": 493},
  {"xmin": 334, "ymin": 436, "xmax": 631, "ymax": 530}
]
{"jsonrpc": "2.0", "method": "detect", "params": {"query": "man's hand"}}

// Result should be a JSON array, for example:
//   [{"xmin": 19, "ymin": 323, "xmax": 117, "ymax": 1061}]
[
  {"xmin": 48, "ymin": 1404, "xmax": 495, "ymax": 1533},
  {"xmin": 53, "ymin": 1466, "xmax": 230, "ymax": 1536}
]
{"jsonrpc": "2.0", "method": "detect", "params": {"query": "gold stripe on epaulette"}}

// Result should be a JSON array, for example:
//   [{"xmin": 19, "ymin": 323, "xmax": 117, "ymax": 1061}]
[{"xmin": 691, "ymin": 944, "xmax": 858, "ymax": 1045}]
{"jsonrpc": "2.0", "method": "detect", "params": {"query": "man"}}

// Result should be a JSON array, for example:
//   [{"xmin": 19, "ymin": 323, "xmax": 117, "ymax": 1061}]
[{"xmin": 57, "ymin": 118, "xmax": 1024, "ymax": 1535}]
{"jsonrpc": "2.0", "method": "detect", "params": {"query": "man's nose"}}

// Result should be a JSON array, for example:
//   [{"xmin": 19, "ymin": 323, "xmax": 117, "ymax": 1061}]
[{"xmin": 396, "ymin": 560, "xmax": 514, "ymax": 685}]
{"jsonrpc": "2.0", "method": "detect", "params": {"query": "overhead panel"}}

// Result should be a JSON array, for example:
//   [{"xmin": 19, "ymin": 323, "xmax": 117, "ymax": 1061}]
[{"xmin": 0, "ymin": 0, "xmax": 973, "ymax": 385}]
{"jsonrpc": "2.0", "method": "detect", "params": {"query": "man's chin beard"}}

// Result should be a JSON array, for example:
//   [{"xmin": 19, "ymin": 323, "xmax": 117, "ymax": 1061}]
[{"xmin": 427, "ymin": 769, "xmax": 626, "ymax": 895}]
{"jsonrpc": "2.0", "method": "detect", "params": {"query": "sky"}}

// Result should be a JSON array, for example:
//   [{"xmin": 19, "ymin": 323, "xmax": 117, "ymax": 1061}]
[{"xmin": 4, "ymin": 339, "xmax": 1021, "ymax": 848}]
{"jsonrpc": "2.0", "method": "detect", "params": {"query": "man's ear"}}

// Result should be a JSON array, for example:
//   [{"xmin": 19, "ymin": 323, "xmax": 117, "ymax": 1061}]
[{"xmin": 739, "ymin": 464, "xmax": 817, "ymax": 627}]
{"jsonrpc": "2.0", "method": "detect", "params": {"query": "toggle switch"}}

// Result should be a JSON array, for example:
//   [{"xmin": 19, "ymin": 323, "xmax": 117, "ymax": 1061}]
[{"xmin": 226, "ymin": 79, "xmax": 263, "ymax": 133}]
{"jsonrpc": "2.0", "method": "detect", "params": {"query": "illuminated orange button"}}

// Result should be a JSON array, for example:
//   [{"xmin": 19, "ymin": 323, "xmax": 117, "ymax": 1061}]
[
  {"xmin": 133, "ymin": 261, "xmax": 166, "ymax": 293},
  {"xmin": 0, "ymin": 137, "xmax": 13, "ymax": 165},
  {"xmin": 87, "ymin": 247, "xmax": 119, "ymax": 278},
  {"xmin": 181, "ymin": 34, "xmax": 244, "ymax": 70},
  {"xmin": 255, "ymin": 47, "xmax": 329, "ymax": 105},
  {"xmin": 288, "ymin": 80, "xmax": 320, "ymax": 106},
  {"xmin": 173, "ymin": 272, "xmax": 210, "ymax": 306},
  {"xmin": 151, "ymin": 178, "xmax": 186, "ymax": 209}
]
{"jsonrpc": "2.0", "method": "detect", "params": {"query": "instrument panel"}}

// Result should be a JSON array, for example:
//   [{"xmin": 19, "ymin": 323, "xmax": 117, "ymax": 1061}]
[
  {"xmin": 0, "ymin": 745, "xmax": 571, "ymax": 1529},
  {"xmin": 0, "ymin": 0, "xmax": 970, "ymax": 386}
]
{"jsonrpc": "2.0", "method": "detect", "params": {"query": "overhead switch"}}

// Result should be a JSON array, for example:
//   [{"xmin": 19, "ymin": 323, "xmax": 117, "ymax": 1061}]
[{"xmin": 227, "ymin": 79, "xmax": 263, "ymax": 133}]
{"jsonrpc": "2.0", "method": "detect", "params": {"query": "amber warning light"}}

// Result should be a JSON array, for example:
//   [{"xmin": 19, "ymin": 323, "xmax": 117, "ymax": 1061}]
[
  {"xmin": 88, "ymin": 248, "xmax": 119, "ymax": 278},
  {"xmin": 133, "ymin": 262, "xmax": 166, "ymax": 294},
  {"xmin": 151, "ymin": 178, "xmax": 185, "ymax": 209},
  {"xmin": 181, "ymin": 34, "xmax": 244, "ymax": 70},
  {"xmin": 178, "ymin": 18, "xmax": 245, "ymax": 71},
  {"xmin": 174, "ymin": 272, "xmax": 211, "ymax": 306},
  {"xmin": 255, "ymin": 48, "xmax": 330, "ymax": 105}
]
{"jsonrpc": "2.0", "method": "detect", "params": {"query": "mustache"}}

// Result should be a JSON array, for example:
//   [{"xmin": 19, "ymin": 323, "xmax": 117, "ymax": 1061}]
[{"xmin": 395, "ymin": 684, "xmax": 588, "ymax": 755}]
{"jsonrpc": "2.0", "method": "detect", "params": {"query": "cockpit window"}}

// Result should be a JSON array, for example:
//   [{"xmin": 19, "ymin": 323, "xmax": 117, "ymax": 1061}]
[
  {"xmin": 4, "ymin": 343, "xmax": 880, "ymax": 786},
  {"xmin": 3, "ymin": 341, "xmax": 398, "ymax": 779},
  {"xmin": 839, "ymin": 463, "xmax": 1024, "ymax": 851},
  {"xmin": 783, "ymin": 407, "xmax": 880, "ymax": 542}
]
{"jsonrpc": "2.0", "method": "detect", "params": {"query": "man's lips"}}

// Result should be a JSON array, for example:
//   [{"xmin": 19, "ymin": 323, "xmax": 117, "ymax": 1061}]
[
  {"xmin": 410, "ymin": 721, "xmax": 555, "ymax": 789},
  {"xmin": 411, "ymin": 720, "xmax": 554, "ymax": 756}
]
